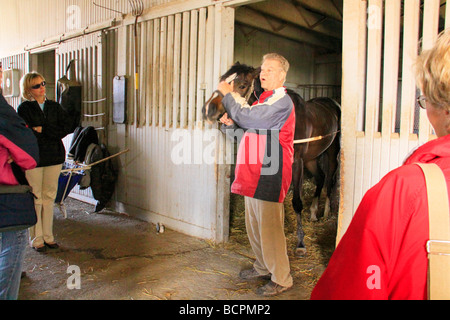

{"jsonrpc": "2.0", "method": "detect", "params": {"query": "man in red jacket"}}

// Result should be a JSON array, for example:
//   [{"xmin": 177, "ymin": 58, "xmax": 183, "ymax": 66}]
[
  {"xmin": 218, "ymin": 53, "xmax": 295, "ymax": 296},
  {"xmin": 311, "ymin": 29, "xmax": 450, "ymax": 300}
]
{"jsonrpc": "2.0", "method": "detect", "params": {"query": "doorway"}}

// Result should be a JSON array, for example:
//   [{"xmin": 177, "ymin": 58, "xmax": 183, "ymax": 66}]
[{"xmin": 30, "ymin": 50, "xmax": 56, "ymax": 101}]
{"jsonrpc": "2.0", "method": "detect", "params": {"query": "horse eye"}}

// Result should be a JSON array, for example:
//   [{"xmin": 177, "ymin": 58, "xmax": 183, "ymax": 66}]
[{"xmin": 239, "ymin": 85, "xmax": 246, "ymax": 90}]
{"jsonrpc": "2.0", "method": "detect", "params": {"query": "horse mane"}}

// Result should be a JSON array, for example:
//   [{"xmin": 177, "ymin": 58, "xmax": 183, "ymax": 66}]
[
  {"xmin": 220, "ymin": 62, "xmax": 256, "ymax": 81},
  {"xmin": 286, "ymin": 89, "xmax": 305, "ymax": 108}
]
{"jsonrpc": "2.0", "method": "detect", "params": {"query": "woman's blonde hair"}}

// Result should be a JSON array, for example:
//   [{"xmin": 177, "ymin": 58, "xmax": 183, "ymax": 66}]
[
  {"xmin": 20, "ymin": 72, "xmax": 45, "ymax": 101},
  {"xmin": 415, "ymin": 28, "xmax": 450, "ymax": 111}
]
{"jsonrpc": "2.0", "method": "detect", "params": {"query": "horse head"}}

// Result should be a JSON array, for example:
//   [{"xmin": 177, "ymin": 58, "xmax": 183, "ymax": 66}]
[{"xmin": 202, "ymin": 62, "xmax": 260, "ymax": 123}]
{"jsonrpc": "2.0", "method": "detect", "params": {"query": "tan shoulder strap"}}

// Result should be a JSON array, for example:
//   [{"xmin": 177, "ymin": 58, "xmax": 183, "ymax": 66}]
[{"xmin": 415, "ymin": 163, "xmax": 450, "ymax": 300}]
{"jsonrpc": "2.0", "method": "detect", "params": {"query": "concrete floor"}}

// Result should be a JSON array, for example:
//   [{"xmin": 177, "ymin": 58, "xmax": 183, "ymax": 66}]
[{"xmin": 18, "ymin": 198, "xmax": 321, "ymax": 301}]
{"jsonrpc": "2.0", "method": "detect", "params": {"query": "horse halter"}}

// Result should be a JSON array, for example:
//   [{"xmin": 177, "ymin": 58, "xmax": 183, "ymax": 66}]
[
  {"xmin": 211, "ymin": 77, "xmax": 255, "ymax": 122},
  {"xmin": 212, "ymin": 90, "xmax": 224, "ymax": 98},
  {"xmin": 204, "ymin": 72, "xmax": 255, "ymax": 122},
  {"xmin": 244, "ymin": 78, "xmax": 255, "ymax": 102}
]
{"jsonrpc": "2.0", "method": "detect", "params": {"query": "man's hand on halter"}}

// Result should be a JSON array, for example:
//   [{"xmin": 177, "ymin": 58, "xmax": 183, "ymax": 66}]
[{"xmin": 219, "ymin": 113, "xmax": 234, "ymax": 126}]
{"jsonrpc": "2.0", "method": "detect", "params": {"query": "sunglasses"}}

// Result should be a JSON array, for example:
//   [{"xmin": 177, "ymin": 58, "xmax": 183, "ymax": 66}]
[{"xmin": 31, "ymin": 81, "xmax": 46, "ymax": 90}]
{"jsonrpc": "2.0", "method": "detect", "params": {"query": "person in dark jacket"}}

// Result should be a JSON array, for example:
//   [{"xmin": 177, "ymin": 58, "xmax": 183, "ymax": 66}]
[
  {"xmin": 17, "ymin": 72, "xmax": 71, "ymax": 252},
  {"xmin": 0, "ymin": 94, "xmax": 39, "ymax": 299},
  {"xmin": 218, "ymin": 53, "xmax": 295, "ymax": 296}
]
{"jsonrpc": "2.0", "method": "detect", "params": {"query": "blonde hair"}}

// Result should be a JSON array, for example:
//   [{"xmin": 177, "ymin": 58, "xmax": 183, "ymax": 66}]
[
  {"xmin": 262, "ymin": 53, "xmax": 290, "ymax": 74},
  {"xmin": 415, "ymin": 28, "xmax": 450, "ymax": 111},
  {"xmin": 20, "ymin": 72, "xmax": 45, "ymax": 101}
]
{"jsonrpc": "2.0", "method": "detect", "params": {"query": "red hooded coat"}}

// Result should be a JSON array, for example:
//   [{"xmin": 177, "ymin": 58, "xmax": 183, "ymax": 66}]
[{"xmin": 311, "ymin": 134, "xmax": 450, "ymax": 300}]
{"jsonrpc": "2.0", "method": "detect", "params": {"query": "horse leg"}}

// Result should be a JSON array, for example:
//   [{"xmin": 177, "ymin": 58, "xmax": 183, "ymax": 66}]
[
  {"xmin": 292, "ymin": 158, "xmax": 303, "ymax": 214},
  {"xmin": 305, "ymin": 159, "xmax": 325, "ymax": 222},
  {"xmin": 322, "ymin": 155, "xmax": 333, "ymax": 220},
  {"xmin": 323, "ymin": 138, "xmax": 340, "ymax": 218},
  {"xmin": 292, "ymin": 158, "xmax": 306, "ymax": 257},
  {"xmin": 310, "ymin": 198, "xmax": 319, "ymax": 221},
  {"xmin": 317, "ymin": 152, "xmax": 331, "ymax": 219}
]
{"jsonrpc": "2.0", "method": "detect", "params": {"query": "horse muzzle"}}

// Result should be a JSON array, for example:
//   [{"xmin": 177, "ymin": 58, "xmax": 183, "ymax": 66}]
[{"xmin": 203, "ymin": 90, "xmax": 225, "ymax": 123}]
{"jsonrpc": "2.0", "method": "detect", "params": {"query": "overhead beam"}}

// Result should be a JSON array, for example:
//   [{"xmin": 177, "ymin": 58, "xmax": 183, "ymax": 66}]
[
  {"xmin": 235, "ymin": 6, "xmax": 340, "ymax": 52},
  {"xmin": 247, "ymin": 0, "xmax": 342, "ymax": 40},
  {"xmin": 292, "ymin": 0, "xmax": 343, "ymax": 22}
]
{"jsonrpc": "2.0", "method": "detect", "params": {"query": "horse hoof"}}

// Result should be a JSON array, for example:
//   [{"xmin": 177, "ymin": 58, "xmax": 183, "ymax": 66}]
[
  {"xmin": 310, "ymin": 215, "xmax": 318, "ymax": 222},
  {"xmin": 295, "ymin": 247, "xmax": 307, "ymax": 257}
]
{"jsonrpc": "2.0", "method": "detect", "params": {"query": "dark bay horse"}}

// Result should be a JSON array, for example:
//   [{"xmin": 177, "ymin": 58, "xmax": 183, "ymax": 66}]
[
  {"xmin": 203, "ymin": 63, "xmax": 259, "ymax": 122},
  {"xmin": 202, "ymin": 62, "xmax": 341, "ymax": 257}
]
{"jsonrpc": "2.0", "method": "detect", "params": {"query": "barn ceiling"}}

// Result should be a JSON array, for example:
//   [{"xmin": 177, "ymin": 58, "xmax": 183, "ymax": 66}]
[
  {"xmin": 235, "ymin": 0, "xmax": 343, "ymax": 53},
  {"xmin": 235, "ymin": 0, "xmax": 448, "ymax": 54}
]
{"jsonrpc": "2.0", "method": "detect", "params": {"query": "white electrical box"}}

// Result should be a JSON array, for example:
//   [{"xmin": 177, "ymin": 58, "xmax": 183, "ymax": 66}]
[{"xmin": 3, "ymin": 69, "xmax": 20, "ymax": 97}]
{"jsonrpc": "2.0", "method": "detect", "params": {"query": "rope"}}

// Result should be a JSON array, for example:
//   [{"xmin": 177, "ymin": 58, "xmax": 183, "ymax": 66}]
[
  {"xmin": 293, "ymin": 130, "xmax": 340, "ymax": 145},
  {"xmin": 60, "ymin": 149, "xmax": 129, "ymax": 173}
]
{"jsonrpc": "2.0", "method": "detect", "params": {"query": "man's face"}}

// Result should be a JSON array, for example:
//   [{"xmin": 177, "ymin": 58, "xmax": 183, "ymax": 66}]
[{"xmin": 260, "ymin": 59, "xmax": 286, "ymax": 91}]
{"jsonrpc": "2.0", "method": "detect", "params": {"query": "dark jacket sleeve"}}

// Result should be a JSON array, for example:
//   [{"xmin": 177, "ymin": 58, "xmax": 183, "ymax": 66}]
[
  {"xmin": 0, "ymin": 95, "xmax": 39, "ymax": 169},
  {"xmin": 17, "ymin": 101, "xmax": 39, "ymax": 128}
]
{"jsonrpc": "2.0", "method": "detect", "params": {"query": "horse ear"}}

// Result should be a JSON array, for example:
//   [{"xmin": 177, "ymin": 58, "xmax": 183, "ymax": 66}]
[
  {"xmin": 252, "ymin": 67, "xmax": 261, "ymax": 77},
  {"xmin": 253, "ymin": 75, "xmax": 263, "ymax": 95},
  {"xmin": 234, "ymin": 61, "xmax": 240, "ymax": 66}
]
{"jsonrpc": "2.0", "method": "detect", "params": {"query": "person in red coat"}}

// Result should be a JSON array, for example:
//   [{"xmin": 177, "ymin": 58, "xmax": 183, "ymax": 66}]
[{"xmin": 311, "ymin": 29, "xmax": 450, "ymax": 300}]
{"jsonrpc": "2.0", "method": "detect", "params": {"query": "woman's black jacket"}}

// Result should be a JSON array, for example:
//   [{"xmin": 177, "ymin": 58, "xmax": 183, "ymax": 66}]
[{"xmin": 17, "ymin": 100, "xmax": 72, "ymax": 167}]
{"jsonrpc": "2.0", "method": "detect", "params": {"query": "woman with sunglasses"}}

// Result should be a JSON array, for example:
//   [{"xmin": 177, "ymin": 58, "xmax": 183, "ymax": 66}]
[
  {"xmin": 17, "ymin": 72, "xmax": 72, "ymax": 252},
  {"xmin": 311, "ymin": 29, "xmax": 450, "ymax": 300}
]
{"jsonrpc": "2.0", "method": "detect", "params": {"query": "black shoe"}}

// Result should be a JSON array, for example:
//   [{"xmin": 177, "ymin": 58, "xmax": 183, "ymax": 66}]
[
  {"xmin": 44, "ymin": 242, "xmax": 59, "ymax": 249},
  {"xmin": 32, "ymin": 245, "xmax": 47, "ymax": 252}
]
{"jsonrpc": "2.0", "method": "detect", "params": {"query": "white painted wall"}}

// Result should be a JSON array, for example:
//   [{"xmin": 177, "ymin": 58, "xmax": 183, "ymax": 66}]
[{"xmin": 338, "ymin": 0, "xmax": 447, "ymax": 242}]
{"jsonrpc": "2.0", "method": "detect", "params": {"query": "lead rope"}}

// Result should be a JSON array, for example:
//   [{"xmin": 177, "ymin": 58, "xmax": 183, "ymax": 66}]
[{"xmin": 294, "ymin": 130, "xmax": 340, "ymax": 144}]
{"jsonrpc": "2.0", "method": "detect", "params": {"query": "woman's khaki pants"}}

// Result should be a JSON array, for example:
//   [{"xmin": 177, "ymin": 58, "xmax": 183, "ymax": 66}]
[
  {"xmin": 26, "ymin": 164, "xmax": 61, "ymax": 247},
  {"xmin": 244, "ymin": 196, "xmax": 293, "ymax": 288}
]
